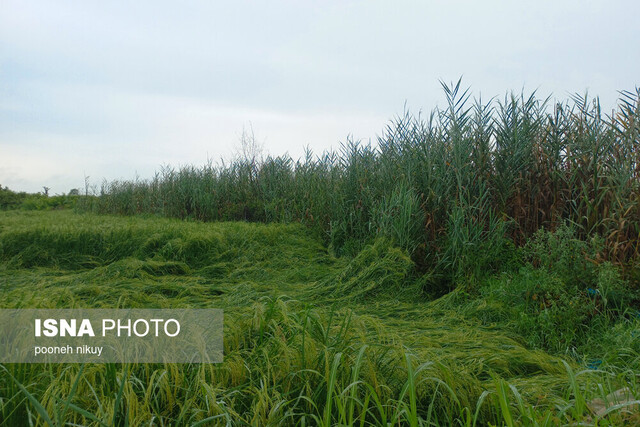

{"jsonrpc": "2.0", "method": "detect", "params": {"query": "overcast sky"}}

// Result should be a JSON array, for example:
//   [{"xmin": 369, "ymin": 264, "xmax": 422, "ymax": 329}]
[{"xmin": 1, "ymin": 0, "xmax": 638, "ymax": 194}]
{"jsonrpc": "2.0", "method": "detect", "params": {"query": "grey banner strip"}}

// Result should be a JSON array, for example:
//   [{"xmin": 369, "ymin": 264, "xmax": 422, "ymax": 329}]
[{"xmin": 0, "ymin": 309, "xmax": 223, "ymax": 363}]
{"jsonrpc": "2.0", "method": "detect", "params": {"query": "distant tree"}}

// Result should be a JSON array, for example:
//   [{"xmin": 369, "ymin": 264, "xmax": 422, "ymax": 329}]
[
  {"xmin": 68, "ymin": 188, "xmax": 80, "ymax": 196},
  {"xmin": 0, "ymin": 185, "xmax": 26, "ymax": 209},
  {"xmin": 42, "ymin": 186, "xmax": 50, "ymax": 197},
  {"xmin": 234, "ymin": 123, "xmax": 264, "ymax": 165}
]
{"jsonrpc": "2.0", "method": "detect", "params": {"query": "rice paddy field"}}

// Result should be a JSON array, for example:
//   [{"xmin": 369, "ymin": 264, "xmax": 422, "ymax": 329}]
[{"xmin": 1, "ymin": 86, "xmax": 640, "ymax": 425}]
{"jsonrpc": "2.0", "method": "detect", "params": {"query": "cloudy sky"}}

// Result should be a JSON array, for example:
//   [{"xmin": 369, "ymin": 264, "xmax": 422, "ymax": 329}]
[{"xmin": 1, "ymin": 0, "xmax": 638, "ymax": 194}]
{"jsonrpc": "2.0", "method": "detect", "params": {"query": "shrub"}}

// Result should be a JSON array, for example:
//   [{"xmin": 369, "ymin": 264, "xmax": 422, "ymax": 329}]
[
  {"xmin": 481, "ymin": 267, "xmax": 595, "ymax": 353},
  {"xmin": 522, "ymin": 223, "xmax": 602, "ymax": 287},
  {"xmin": 0, "ymin": 185, "xmax": 26, "ymax": 209}
]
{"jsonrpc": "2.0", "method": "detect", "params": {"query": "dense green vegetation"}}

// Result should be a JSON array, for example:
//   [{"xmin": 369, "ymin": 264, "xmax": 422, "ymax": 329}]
[
  {"xmin": 85, "ymin": 84, "xmax": 640, "ymax": 282},
  {"xmin": 1, "ymin": 211, "xmax": 639, "ymax": 425},
  {"xmin": 0, "ymin": 186, "xmax": 79, "ymax": 211},
  {"xmin": 1, "ymin": 85, "xmax": 639, "ymax": 425}
]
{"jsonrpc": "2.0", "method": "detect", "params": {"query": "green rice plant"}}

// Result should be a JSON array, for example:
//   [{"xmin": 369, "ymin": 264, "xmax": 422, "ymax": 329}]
[
  {"xmin": 561, "ymin": 360, "xmax": 587, "ymax": 420},
  {"xmin": 315, "ymin": 238, "xmax": 416, "ymax": 301}
]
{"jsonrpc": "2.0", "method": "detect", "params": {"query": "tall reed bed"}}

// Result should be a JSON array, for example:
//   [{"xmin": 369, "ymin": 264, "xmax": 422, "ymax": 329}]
[{"xmin": 82, "ymin": 83, "xmax": 640, "ymax": 280}]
